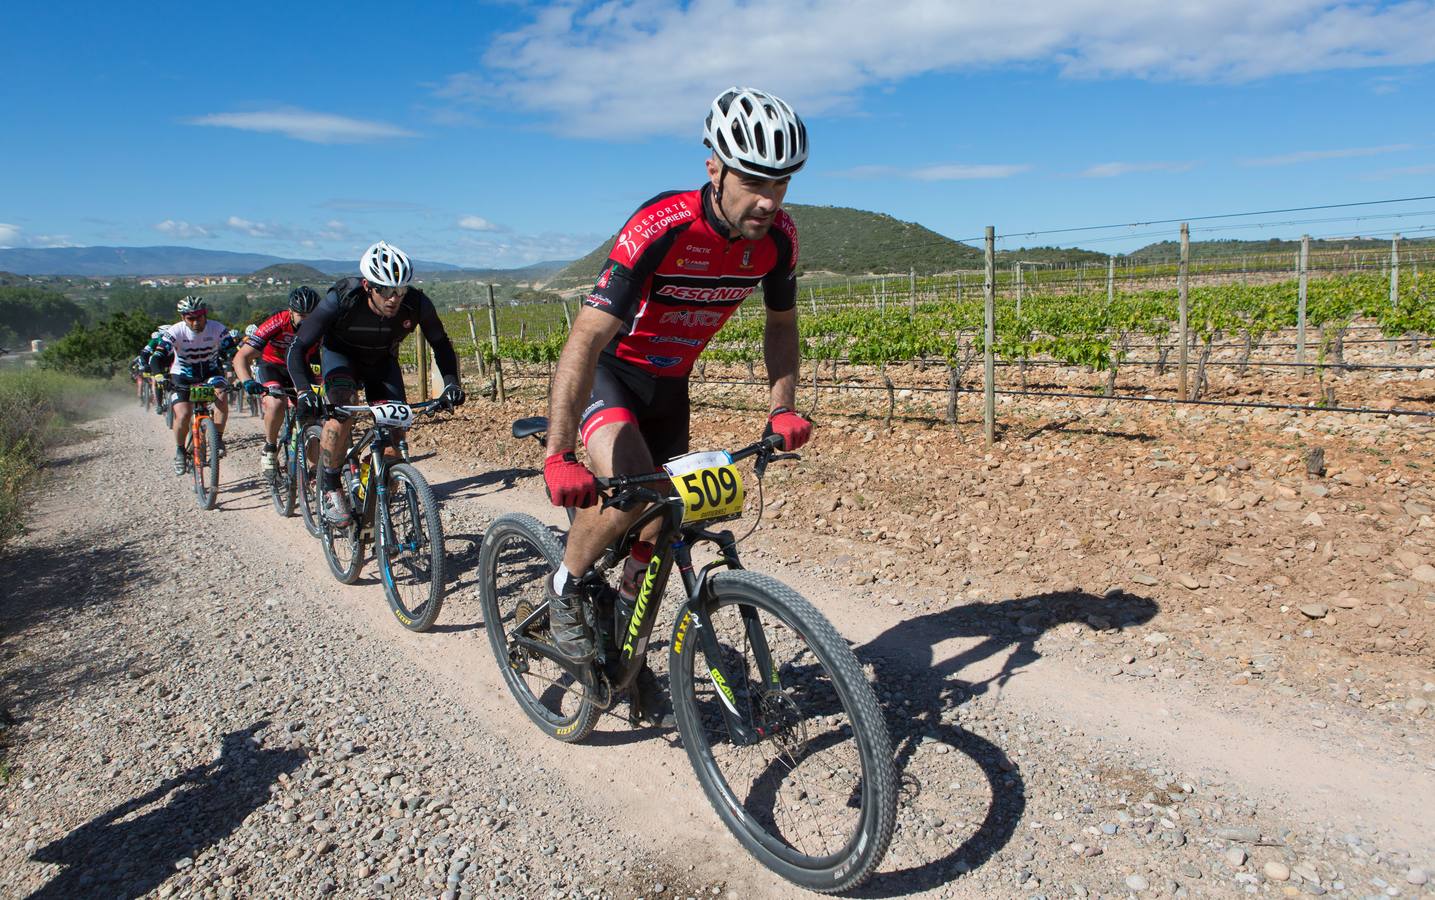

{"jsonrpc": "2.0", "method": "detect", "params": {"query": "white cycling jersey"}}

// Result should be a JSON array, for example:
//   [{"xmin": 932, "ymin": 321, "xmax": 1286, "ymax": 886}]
[{"xmin": 158, "ymin": 319, "xmax": 232, "ymax": 376}]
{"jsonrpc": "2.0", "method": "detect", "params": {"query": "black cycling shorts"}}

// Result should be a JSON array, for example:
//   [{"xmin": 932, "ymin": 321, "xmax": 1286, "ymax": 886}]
[
  {"xmin": 255, "ymin": 361, "xmax": 294, "ymax": 391},
  {"xmin": 579, "ymin": 359, "xmax": 690, "ymax": 464},
  {"xmin": 170, "ymin": 366, "xmax": 225, "ymax": 405},
  {"xmin": 320, "ymin": 346, "xmax": 405, "ymax": 404}
]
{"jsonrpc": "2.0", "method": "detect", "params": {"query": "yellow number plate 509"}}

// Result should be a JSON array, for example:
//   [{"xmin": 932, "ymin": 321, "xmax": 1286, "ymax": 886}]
[{"xmin": 664, "ymin": 451, "xmax": 745, "ymax": 524}]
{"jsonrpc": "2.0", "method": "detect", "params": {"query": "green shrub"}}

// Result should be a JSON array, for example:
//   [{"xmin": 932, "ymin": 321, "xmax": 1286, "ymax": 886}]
[
  {"xmin": 37, "ymin": 309, "xmax": 160, "ymax": 378},
  {"xmin": 0, "ymin": 369, "xmax": 104, "ymax": 550}
]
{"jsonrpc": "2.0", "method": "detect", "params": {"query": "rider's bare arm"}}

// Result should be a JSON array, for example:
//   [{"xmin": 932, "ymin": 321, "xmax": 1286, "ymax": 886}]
[
  {"xmin": 233, "ymin": 342, "xmax": 260, "ymax": 383},
  {"xmin": 546, "ymin": 307, "xmax": 622, "ymax": 455},
  {"xmin": 762, "ymin": 305, "xmax": 800, "ymax": 412}
]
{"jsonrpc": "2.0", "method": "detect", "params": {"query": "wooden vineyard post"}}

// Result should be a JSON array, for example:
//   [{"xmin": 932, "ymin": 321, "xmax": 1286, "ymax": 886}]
[
  {"xmin": 465, "ymin": 310, "xmax": 486, "ymax": 377},
  {"xmin": 1391, "ymin": 233, "xmax": 1401, "ymax": 310},
  {"xmin": 415, "ymin": 328, "xmax": 431, "ymax": 400},
  {"xmin": 809, "ymin": 287, "xmax": 817, "ymax": 315},
  {"xmin": 1107, "ymin": 256, "xmax": 1115, "ymax": 306},
  {"xmin": 1014, "ymin": 263, "xmax": 1023, "ymax": 316},
  {"xmin": 909, "ymin": 267, "xmax": 917, "ymax": 313},
  {"xmin": 1178, "ymin": 223, "xmax": 1190, "ymax": 401},
  {"xmin": 1297, "ymin": 234, "xmax": 1309, "ymax": 372},
  {"xmin": 487, "ymin": 284, "xmax": 506, "ymax": 403},
  {"xmin": 561, "ymin": 299, "xmax": 573, "ymax": 330},
  {"xmin": 983, "ymin": 226, "xmax": 996, "ymax": 446}
]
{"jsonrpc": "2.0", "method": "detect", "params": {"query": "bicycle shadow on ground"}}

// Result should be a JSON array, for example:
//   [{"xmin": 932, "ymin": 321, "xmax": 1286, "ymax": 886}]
[
  {"xmin": 851, "ymin": 588, "xmax": 1158, "ymax": 897},
  {"xmin": 429, "ymin": 531, "xmax": 484, "ymax": 632},
  {"xmin": 0, "ymin": 535, "xmax": 150, "ymax": 725},
  {"xmin": 430, "ymin": 467, "xmax": 540, "ymax": 503},
  {"xmin": 26, "ymin": 721, "xmax": 305, "ymax": 900}
]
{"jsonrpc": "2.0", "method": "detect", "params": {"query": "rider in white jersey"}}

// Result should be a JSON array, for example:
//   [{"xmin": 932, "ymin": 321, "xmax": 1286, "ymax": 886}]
[{"xmin": 149, "ymin": 296, "xmax": 238, "ymax": 473}]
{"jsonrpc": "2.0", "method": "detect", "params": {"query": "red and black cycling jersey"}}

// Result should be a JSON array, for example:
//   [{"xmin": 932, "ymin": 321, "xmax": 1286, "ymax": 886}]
[
  {"xmin": 246, "ymin": 309, "xmax": 316, "ymax": 367},
  {"xmin": 583, "ymin": 184, "xmax": 798, "ymax": 377}
]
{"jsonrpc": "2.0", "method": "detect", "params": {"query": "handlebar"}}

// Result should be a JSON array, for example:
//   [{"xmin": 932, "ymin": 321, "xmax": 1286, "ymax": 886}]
[
  {"xmin": 594, "ymin": 433, "xmax": 793, "ymax": 513},
  {"xmin": 325, "ymin": 397, "xmax": 454, "ymax": 423}
]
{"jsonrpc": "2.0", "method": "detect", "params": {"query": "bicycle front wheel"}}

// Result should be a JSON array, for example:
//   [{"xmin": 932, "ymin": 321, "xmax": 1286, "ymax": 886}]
[
  {"xmin": 376, "ymin": 463, "xmax": 445, "ymax": 631},
  {"xmin": 269, "ymin": 427, "xmax": 296, "ymax": 518},
  {"xmin": 669, "ymin": 571, "xmax": 896, "ymax": 893},
  {"xmin": 193, "ymin": 418, "xmax": 221, "ymax": 510},
  {"xmin": 478, "ymin": 513, "xmax": 599, "ymax": 743},
  {"xmin": 296, "ymin": 425, "xmax": 323, "ymax": 537}
]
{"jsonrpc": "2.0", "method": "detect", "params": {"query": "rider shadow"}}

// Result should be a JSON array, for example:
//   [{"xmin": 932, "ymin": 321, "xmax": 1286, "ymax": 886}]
[
  {"xmin": 851, "ymin": 588, "xmax": 1159, "ymax": 896},
  {"xmin": 431, "ymin": 467, "xmax": 540, "ymax": 503},
  {"xmin": 26, "ymin": 721, "xmax": 305, "ymax": 900}
]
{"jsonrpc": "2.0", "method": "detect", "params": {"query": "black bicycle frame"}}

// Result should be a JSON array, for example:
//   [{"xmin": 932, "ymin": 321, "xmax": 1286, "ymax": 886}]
[{"xmin": 510, "ymin": 476, "xmax": 781, "ymax": 746}]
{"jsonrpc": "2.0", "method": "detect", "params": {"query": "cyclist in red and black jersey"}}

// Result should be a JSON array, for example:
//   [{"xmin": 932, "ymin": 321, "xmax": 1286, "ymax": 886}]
[
  {"xmin": 541, "ymin": 87, "xmax": 815, "ymax": 686},
  {"xmin": 234, "ymin": 286, "xmax": 320, "ymax": 474}
]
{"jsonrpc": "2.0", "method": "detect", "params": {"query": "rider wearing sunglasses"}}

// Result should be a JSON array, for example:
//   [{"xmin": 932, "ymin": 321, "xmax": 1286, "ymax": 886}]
[{"xmin": 286, "ymin": 241, "xmax": 465, "ymax": 526}]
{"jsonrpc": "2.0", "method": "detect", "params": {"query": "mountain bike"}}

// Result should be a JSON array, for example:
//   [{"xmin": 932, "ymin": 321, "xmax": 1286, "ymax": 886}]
[
  {"xmin": 313, "ymin": 398, "xmax": 451, "ymax": 631},
  {"xmin": 138, "ymin": 373, "xmax": 154, "ymax": 411},
  {"xmin": 260, "ymin": 385, "xmax": 309, "ymax": 519},
  {"xmin": 178, "ymin": 381, "xmax": 228, "ymax": 510},
  {"xmin": 478, "ymin": 418, "xmax": 896, "ymax": 892}
]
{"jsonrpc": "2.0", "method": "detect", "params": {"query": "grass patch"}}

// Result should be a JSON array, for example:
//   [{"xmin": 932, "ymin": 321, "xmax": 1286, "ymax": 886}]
[{"xmin": 0, "ymin": 367, "xmax": 108, "ymax": 551}]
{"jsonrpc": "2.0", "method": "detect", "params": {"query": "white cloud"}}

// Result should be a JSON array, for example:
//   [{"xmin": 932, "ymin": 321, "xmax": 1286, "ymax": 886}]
[
  {"xmin": 1241, "ymin": 143, "xmax": 1414, "ymax": 166},
  {"xmin": 225, "ymin": 216, "xmax": 282, "ymax": 238},
  {"xmin": 188, "ymin": 108, "xmax": 416, "ymax": 144},
  {"xmin": 442, "ymin": 0, "xmax": 1435, "ymax": 138},
  {"xmin": 832, "ymin": 163, "xmax": 1029, "ymax": 180},
  {"xmin": 457, "ymin": 215, "xmax": 503, "ymax": 232},
  {"xmin": 1080, "ymin": 161, "xmax": 1197, "ymax": 178},
  {"xmin": 0, "ymin": 223, "xmax": 19, "ymax": 247},
  {"xmin": 154, "ymin": 219, "xmax": 211, "ymax": 239},
  {"xmin": 1364, "ymin": 162, "xmax": 1435, "ymax": 179}
]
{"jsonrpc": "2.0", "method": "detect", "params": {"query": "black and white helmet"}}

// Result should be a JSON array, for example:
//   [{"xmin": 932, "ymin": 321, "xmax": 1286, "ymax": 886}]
[
  {"xmin": 177, "ymin": 295, "xmax": 207, "ymax": 315},
  {"xmin": 359, "ymin": 241, "xmax": 413, "ymax": 288},
  {"xmin": 703, "ymin": 87, "xmax": 808, "ymax": 179},
  {"xmin": 288, "ymin": 285, "xmax": 321, "ymax": 314}
]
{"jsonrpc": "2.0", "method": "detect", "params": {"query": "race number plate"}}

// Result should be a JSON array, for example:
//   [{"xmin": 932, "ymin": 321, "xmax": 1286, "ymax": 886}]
[
  {"xmin": 188, "ymin": 385, "xmax": 217, "ymax": 403},
  {"xmin": 664, "ymin": 451, "xmax": 745, "ymax": 524},
  {"xmin": 371, "ymin": 402, "xmax": 414, "ymax": 427}
]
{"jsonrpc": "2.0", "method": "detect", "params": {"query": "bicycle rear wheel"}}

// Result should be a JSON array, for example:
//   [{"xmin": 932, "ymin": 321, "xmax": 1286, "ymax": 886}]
[
  {"xmin": 321, "ymin": 474, "xmax": 365, "ymax": 584},
  {"xmin": 141, "ymin": 380, "xmax": 153, "ymax": 411},
  {"xmin": 297, "ymin": 425, "xmax": 323, "ymax": 537},
  {"xmin": 192, "ymin": 418, "xmax": 221, "ymax": 510},
  {"xmin": 669, "ymin": 571, "xmax": 896, "ymax": 893},
  {"xmin": 376, "ymin": 463, "xmax": 445, "ymax": 631},
  {"xmin": 478, "ymin": 513, "xmax": 599, "ymax": 743}
]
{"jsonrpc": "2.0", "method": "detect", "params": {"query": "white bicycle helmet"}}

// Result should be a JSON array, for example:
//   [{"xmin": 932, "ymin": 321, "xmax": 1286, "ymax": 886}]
[
  {"xmin": 360, "ymin": 240, "xmax": 413, "ymax": 287},
  {"xmin": 244, "ymin": 323, "xmax": 258, "ymax": 337},
  {"xmin": 703, "ymin": 87, "xmax": 808, "ymax": 179},
  {"xmin": 177, "ymin": 296, "xmax": 207, "ymax": 314}
]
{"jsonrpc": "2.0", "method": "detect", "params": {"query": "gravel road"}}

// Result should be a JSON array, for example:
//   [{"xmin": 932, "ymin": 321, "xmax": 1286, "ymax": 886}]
[{"xmin": 2, "ymin": 402, "xmax": 1432, "ymax": 899}]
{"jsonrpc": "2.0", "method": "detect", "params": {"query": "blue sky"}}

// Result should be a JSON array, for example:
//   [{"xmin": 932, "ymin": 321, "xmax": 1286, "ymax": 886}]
[{"xmin": 5, "ymin": 0, "xmax": 1435, "ymax": 268}]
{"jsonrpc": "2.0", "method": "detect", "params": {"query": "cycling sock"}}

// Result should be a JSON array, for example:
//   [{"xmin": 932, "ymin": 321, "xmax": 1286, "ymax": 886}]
[
  {"xmin": 321, "ymin": 466, "xmax": 341, "ymax": 491},
  {"xmin": 262, "ymin": 442, "xmax": 277, "ymax": 453},
  {"xmin": 552, "ymin": 565, "xmax": 571, "ymax": 595}
]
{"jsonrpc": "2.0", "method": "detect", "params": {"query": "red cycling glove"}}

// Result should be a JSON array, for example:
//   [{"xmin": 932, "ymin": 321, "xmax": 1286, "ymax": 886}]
[
  {"xmin": 544, "ymin": 451, "xmax": 599, "ymax": 508},
  {"xmin": 765, "ymin": 407, "xmax": 813, "ymax": 451}
]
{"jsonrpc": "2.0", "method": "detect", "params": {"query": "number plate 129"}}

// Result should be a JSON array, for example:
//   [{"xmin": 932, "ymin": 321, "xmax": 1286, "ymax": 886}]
[
  {"xmin": 664, "ymin": 451, "xmax": 744, "ymax": 524},
  {"xmin": 371, "ymin": 403, "xmax": 413, "ymax": 427}
]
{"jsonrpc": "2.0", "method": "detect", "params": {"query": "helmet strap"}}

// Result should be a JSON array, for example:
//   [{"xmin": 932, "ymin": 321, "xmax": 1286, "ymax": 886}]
[{"xmin": 712, "ymin": 164, "xmax": 736, "ymax": 238}]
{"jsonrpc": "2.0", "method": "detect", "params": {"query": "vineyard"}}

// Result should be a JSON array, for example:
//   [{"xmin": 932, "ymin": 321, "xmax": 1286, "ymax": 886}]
[{"xmin": 412, "ymin": 237, "xmax": 1435, "ymax": 432}]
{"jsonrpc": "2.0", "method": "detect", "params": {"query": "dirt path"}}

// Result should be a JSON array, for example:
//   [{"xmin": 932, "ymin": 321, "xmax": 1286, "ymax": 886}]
[{"xmin": 2, "ymin": 402, "xmax": 1432, "ymax": 899}]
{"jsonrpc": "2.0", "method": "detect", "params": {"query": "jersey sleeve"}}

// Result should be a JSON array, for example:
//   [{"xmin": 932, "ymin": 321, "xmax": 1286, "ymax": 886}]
[
  {"xmin": 583, "ymin": 193, "xmax": 689, "ymax": 321},
  {"xmin": 415, "ymin": 293, "xmax": 460, "ymax": 384},
  {"xmin": 287, "ymin": 292, "xmax": 339, "ymax": 392},
  {"xmin": 761, "ymin": 211, "xmax": 799, "ymax": 312},
  {"xmin": 248, "ymin": 311, "xmax": 285, "ymax": 351}
]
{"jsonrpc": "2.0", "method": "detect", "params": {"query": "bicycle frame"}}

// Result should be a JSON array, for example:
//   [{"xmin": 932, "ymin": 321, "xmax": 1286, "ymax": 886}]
[
  {"xmin": 508, "ymin": 436, "xmax": 786, "ymax": 745},
  {"xmin": 328, "ymin": 399, "xmax": 445, "ymax": 545}
]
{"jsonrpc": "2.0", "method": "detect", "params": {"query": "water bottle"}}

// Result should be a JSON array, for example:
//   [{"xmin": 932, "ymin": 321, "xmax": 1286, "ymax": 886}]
[{"xmin": 613, "ymin": 540, "xmax": 655, "ymax": 639}]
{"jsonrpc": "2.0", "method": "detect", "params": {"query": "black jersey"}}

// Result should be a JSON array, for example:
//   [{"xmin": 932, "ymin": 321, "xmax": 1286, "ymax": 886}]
[{"xmin": 287, "ymin": 277, "xmax": 459, "ymax": 393}]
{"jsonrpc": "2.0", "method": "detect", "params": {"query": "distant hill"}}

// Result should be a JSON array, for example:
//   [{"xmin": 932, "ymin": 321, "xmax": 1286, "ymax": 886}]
[
  {"xmin": 0, "ymin": 246, "xmax": 498, "ymax": 278},
  {"xmin": 549, "ymin": 204, "xmax": 987, "ymax": 288},
  {"xmin": 1126, "ymin": 236, "xmax": 1435, "ymax": 261},
  {"xmin": 253, "ymin": 263, "xmax": 331, "ymax": 283},
  {"xmin": 0, "ymin": 271, "xmax": 22, "ymax": 286}
]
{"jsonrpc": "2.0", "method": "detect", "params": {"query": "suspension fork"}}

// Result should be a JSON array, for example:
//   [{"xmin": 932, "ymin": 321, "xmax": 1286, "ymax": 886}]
[{"xmin": 676, "ymin": 536, "xmax": 768, "ymax": 746}]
